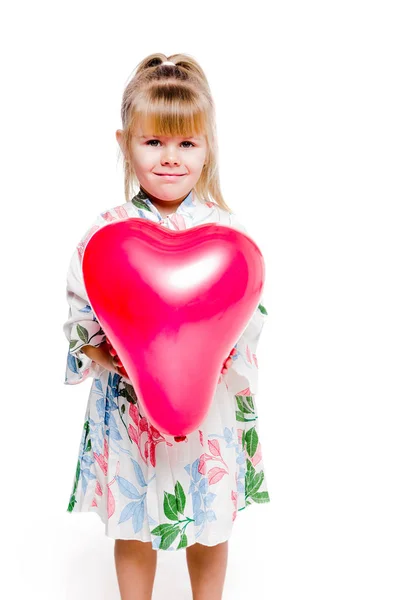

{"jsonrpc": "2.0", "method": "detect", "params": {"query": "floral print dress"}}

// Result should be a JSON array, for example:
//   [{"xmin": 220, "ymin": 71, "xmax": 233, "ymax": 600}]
[{"xmin": 63, "ymin": 187, "xmax": 270, "ymax": 551}]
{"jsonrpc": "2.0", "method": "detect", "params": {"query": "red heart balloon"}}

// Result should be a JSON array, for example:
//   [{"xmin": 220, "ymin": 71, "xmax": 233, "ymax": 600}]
[{"xmin": 82, "ymin": 218, "xmax": 265, "ymax": 436}]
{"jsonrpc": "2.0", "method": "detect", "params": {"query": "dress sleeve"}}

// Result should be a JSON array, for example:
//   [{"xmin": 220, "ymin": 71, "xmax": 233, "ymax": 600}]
[
  {"xmin": 224, "ymin": 212, "xmax": 268, "ymax": 395},
  {"xmin": 63, "ymin": 220, "xmax": 107, "ymax": 385}
]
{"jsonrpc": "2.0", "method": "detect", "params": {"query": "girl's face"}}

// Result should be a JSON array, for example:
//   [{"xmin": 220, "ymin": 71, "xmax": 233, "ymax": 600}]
[{"xmin": 116, "ymin": 126, "xmax": 208, "ymax": 205}]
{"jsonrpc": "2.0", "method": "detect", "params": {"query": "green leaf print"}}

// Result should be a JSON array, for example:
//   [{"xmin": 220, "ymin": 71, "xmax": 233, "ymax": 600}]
[
  {"xmin": 164, "ymin": 491, "xmax": 179, "ymax": 521},
  {"xmin": 119, "ymin": 383, "xmax": 138, "ymax": 404},
  {"xmin": 132, "ymin": 197, "xmax": 153, "ymax": 212},
  {"xmin": 177, "ymin": 533, "xmax": 188, "ymax": 549},
  {"xmin": 236, "ymin": 410, "xmax": 247, "ymax": 422},
  {"xmin": 76, "ymin": 324, "xmax": 89, "ymax": 344},
  {"xmin": 246, "ymin": 395, "xmax": 255, "ymax": 410},
  {"xmin": 258, "ymin": 303, "xmax": 268, "ymax": 316},
  {"xmin": 160, "ymin": 526, "xmax": 181, "ymax": 550},
  {"xmin": 68, "ymin": 420, "xmax": 90, "ymax": 512},
  {"xmin": 73, "ymin": 459, "xmax": 81, "ymax": 495},
  {"xmin": 245, "ymin": 459, "xmax": 257, "ymax": 497},
  {"xmin": 175, "ymin": 481, "xmax": 186, "ymax": 515},
  {"xmin": 67, "ymin": 458, "xmax": 81, "ymax": 512},
  {"xmin": 67, "ymin": 494, "xmax": 77, "ymax": 512},
  {"xmin": 69, "ymin": 339, "xmax": 79, "ymax": 350},
  {"xmin": 151, "ymin": 523, "xmax": 179, "ymax": 537},
  {"xmin": 246, "ymin": 458, "xmax": 255, "ymax": 478},
  {"xmin": 251, "ymin": 491, "xmax": 270, "ymax": 503},
  {"xmin": 245, "ymin": 427, "xmax": 259, "ymax": 458},
  {"xmin": 236, "ymin": 395, "xmax": 253, "ymax": 414},
  {"xmin": 246, "ymin": 471, "xmax": 264, "ymax": 497}
]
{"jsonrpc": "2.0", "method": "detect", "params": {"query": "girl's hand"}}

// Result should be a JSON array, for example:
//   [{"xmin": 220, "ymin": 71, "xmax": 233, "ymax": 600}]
[
  {"xmin": 221, "ymin": 348, "xmax": 237, "ymax": 374},
  {"xmin": 105, "ymin": 337, "xmax": 130, "ymax": 379},
  {"xmin": 104, "ymin": 338, "xmax": 236, "ymax": 377}
]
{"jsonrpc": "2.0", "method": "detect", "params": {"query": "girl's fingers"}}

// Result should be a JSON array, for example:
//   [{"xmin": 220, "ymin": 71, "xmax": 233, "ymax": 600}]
[
  {"xmin": 118, "ymin": 365, "xmax": 129, "ymax": 379},
  {"xmin": 106, "ymin": 338, "xmax": 118, "ymax": 357},
  {"xmin": 221, "ymin": 356, "xmax": 233, "ymax": 374}
]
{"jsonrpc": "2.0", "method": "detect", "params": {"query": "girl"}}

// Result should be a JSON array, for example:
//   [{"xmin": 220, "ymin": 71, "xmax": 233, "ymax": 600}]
[{"xmin": 63, "ymin": 53, "xmax": 270, "ymax": 600}]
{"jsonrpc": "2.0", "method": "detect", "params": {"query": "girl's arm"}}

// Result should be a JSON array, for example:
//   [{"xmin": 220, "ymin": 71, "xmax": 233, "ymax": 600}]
[
  {"xmin": 225, "ymin": 212, "xmax": 268, "ymax": 395},
  {"xmin": 63, "ymin": 218, "xmax": 109, "ymax": 384},
  {"xmin": 81, "ymin": 341, "xmax": 126, "ymax": 378}
]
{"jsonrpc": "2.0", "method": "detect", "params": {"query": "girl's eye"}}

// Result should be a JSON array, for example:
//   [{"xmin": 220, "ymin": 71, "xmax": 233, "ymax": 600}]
[{"xmin": 145, "ymin": 140, "xmax": 195, "ymax": 148}]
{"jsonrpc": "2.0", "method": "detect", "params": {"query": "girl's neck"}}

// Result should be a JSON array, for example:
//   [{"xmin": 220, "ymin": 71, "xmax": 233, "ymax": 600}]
[{"xmin": 140, "ymin": 186, "xmax": 191, "ymax": 215}]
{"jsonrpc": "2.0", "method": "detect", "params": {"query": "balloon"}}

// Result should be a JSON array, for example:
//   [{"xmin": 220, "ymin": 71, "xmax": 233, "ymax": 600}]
[{"xmin": 82, "ymin": 218, "xmax": 265, "ymax": 436}]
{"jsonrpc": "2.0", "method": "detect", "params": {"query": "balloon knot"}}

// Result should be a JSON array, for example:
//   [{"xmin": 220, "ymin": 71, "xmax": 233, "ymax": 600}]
[{"xmin": 174, "ymin": 436, "xmax": 187, "ymax": 443}]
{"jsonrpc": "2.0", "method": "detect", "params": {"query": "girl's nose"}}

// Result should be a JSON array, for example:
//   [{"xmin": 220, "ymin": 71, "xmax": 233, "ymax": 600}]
[{"xmin": 161, "ymin": 155, "xmax": 180, "ymax": 165}]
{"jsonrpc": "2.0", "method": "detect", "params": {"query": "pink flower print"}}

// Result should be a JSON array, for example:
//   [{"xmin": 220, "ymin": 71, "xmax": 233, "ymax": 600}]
[
  {"xmin": 128, "ymin": 424, "xmax": 139, "ymax": 445},
  {"xmin": 253, "ymin": 354, "xmax": 259, "ymax": 368},
  {"xmin": 169, "ymin": 213, "xmax": 187, "ymax": 230},
  {"xmin": 208, "ymin": 467, "xmax": 229, "ymax": 485},
  {"xmin": 245, "ymin": 344, "xmax": 253, "ymax": 365},
  {"xmin": 93, "ymin": 453, "xmax": 107, "ymax": 475},
  {"xmin": 106, "ymin": 461, "xmax": 120, "ymax": 519},
  {"xmin": 198, "ymin": 440, "xmax": 229, "ymax": 485},
  {"xmin": 238, "ymin": 386, "xmax": 252, "ymax": 396},
  {"xmin": 95, "ymin": 481, "xmax": 103, "ymax": 496},
  {"xmin": 231, "ymin": 489, "xmax": 238, "ymax": 522},
  {"xmin": 128, "ymin": 404, "xmax": 173, "ymax": 467},
  {"xmin": 147, "ymin": 424, "xmax": 172, "ymax": 467},
  {"xmin": 208, "ymin": 439, "xmax": 221, "ymax": 457},
  {"xmin": 198, "ymin": 454, "xmax": 208, "ymax": 475},
  {"xmin": 93, "ymin": 436, "xmax": 109, "ymax": 476},
  {"xmin": 251, "ymin": 442, "xmax": 263, "ymax": 467},
  {"xmin": 237, "ymin": 428, "xmax": 244, "ymax": 446},
  {"xmin": 107, "ymin": 486, "xmax": 115, "ymax": 518},
  {"xmin": 77, "ymin": 225, "xmax": 100, "ymax": 263},
  {"xmin": 199, "ymin": 430, "xmax": 204, "ymax": 447},
  {"xmin": 101, "ymin": 211, "xmax": 116, "ymax": 223},
  {"xmin": 114, "ymin": 206, "xmax": 129, "ymax": 219},
  {"xmin": 139, "ymin": 417, "xmax": 148, "ymax": 433},
  {"xmin": 129, "ymin": 403, "xmax": 139, "ymax": 426},
  {"xmin": 148, "ymin": 424, "xmax": 163, "ymax": 441},
  {"xmin": 149, "ymin": 442, "xmax": 156, "ymax": 467}
]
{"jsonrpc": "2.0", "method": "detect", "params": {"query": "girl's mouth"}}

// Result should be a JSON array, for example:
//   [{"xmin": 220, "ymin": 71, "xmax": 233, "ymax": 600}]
[{"xmin": 155, "ymin": 174, "xmax": 186, "ymax": 180}]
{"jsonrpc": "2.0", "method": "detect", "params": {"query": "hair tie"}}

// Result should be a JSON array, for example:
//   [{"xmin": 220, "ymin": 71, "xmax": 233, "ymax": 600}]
[{"xmin": 162, "ymin": 61, "xmax": 175, "ymax": 66}]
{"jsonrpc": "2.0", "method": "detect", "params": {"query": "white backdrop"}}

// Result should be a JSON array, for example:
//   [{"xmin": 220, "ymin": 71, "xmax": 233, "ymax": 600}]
[{"xmin": 1, "ymin": 1, "xmax": 399, "ymax": 598}]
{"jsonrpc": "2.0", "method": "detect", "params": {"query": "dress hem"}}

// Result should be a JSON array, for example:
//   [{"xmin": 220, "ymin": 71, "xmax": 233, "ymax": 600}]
[{"xmin": 66, "ymin": 496, "xmax": 270, "ymax": 550}]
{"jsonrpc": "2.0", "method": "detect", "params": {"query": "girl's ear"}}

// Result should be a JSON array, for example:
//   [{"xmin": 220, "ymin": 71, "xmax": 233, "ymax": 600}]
[{"xmin": 115, "ymin": 129, "xmax": 126, "ymax": 156}]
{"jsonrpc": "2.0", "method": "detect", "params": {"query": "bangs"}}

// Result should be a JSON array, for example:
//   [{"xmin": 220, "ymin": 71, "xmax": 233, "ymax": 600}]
[{"xmin": 131, "ymin": 88, "xmax": 208, "ymax": 138}]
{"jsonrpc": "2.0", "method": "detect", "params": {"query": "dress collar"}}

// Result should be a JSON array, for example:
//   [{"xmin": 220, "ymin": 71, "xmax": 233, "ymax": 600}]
[{"xmin": 131, "ymin": 187, "xmax": 202, "ymax": 221}]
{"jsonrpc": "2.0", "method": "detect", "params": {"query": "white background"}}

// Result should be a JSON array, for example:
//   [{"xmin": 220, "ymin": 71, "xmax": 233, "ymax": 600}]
[{"xmin": 1, "ymin": 1, "xmax": 399, "ymax": 598}]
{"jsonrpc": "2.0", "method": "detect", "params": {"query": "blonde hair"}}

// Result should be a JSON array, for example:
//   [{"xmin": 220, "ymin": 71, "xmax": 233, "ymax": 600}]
[{"xmin": 117, "ymin": 52, "xmax": 232, "ymax": 212}]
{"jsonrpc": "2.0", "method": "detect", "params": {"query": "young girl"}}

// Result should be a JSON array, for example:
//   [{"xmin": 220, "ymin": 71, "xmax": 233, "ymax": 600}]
[{"xmin": 63, "ymin": 53, "xmax": 270, "ymax": 600}]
